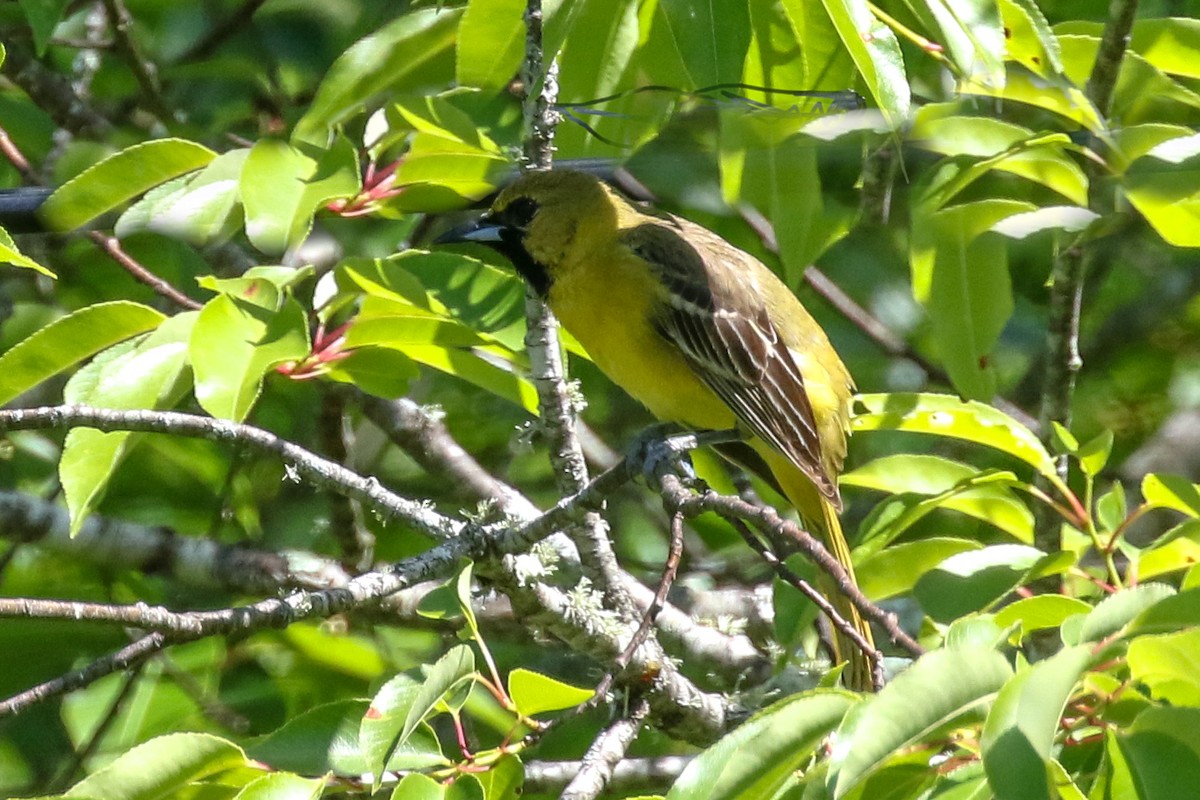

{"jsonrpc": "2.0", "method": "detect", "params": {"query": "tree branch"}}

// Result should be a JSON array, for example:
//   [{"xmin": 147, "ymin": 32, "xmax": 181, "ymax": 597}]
[{"xmin": 560, "ymin": 698, "xmax": 650, "ymax": 800}]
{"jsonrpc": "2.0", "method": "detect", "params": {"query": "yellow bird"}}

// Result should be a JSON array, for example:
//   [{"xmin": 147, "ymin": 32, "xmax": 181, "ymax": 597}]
[{"xmin": 441, "ymin": 169, "xmax": 875, "ymax": 691}]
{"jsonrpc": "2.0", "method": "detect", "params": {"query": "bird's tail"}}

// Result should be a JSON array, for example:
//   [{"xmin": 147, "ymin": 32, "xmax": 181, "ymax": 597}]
[{"xmin": 759, "ymin": 448, "xmax": 876, "ymax": 692}]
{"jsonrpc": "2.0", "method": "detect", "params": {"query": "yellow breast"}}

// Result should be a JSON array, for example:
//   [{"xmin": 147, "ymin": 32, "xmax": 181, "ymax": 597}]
[{"xmin": 546, "ymin": 247, "xmax": 736, "ymax": 432}]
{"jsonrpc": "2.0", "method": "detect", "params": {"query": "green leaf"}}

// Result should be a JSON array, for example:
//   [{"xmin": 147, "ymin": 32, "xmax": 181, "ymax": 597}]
[
  {"xmin": 997, "ymin": 0, "xmax": 1063, "ymax": 77},
  {"xmin": 1142, "ymin": 473, "xmax": 1200, "ymax": 517},
  {"xmin": 189, "ymin": 291, "xmax": 311, "ymax": 422},
  {"xmin": 960, "ymin": 69, "xmax": 1102, "ymax": 134},
  {"xmin": 719, "ymin": 116, "xmax": 857, "ymax": 282},
  {"xmin": 1139, "ymin": 523, "xmax": 1200, "ymax": 580},
  {"xmin": 980, "ymin": 646, "xmax": 1092, "ymax": 800},
  {"xmin": 1128, "ymin": 587, "xmax": 1200, "ymax": 636},
  {"xmin": 810, "ymin": 0, "xmax": 909, "ymax": 123},
  {"xmin": 325, "ymin": 347, "xmax": 419, "ymax": 399},
  {"xmin": 0, "ymin": 227, "xmax": 54, "ymax": 276},
  {"xmin": 1109, "ymin": 707, "xmax": 1200, "ymax": 800},
  {"xmin": 1095, "ymin": 483, "xmax": 1127, "ymax": 534},
  {"xmin": 856, "ymin": 538, "xmax": 982, "ymax": 601},
  {"xmin": 910, "ymin": 111, "xmax": 1088, "ymax": 205},
  {"xmin": 654, "ymin": 0, "xmax": 752, "ymax": 87},
  {"xmin": 17, "ymin": 0, "xmax": 73, "ymax": 56},
  {"xmin": 475, "ymin": 754, "xmax": 523, "ymax": 800},
  {"xmin": 1123, "ymin": 143, "xmax": 1200, "ymax": 248},
  {"xmin": 911, "ymin": 0, "xmax": 1004, "ymax": 87},
  {"xmin": 294, "ymin": 7, "xmax": 462, "ymax": 143},
  {"xmin": 508, "ymin": 669, "xmax": 594, "ymax": 717},
  {"xmin": 61, "ymin": 313, "xmax": 195, "ymax": 535},
  {"xmin": 989, "ymin": 206, "xmax": 1098, "ymax": 239},
  {"xmin": 0, "ymin": 301, "xmax": 165, "ymax": 407},
  {"xmin": 914, "ymin": 545, "xmax": 1045, "ymax": 622},
  {"xmin": 456, "ymin": 0, "xmax": 525, "ymax": 89},
  {"xmin": 1056, "ymin": 17, "xmax": 1200, "ymax": 81},
  {"xmin": 116, "ymin": 149, "xmax": 250, "ymax": 247},
  {"xmin": 1127, "ymin": 629, "xmax": 1200, "ymax": 706},
  {"xmin": 390, "ymin": 774, "xmax": 445, "ymax": 800},
  {"xmin": 239, "ymin": 137, "xmax": 359, "ymax": 255},
  {"xmin": 232, "ymin": 773, "xmax": 324, "ymax": 800},
  {"xmin": 248, "ymin": 700, "xmax": 370, "ymax": 776},
  {"xmin": 852, "ymin": 393, "xmax": 1056, "ymax": 479},
  {"xmin": 827, "ymin": 647, "xmax": 1011, "ymax": 798},
  {"xmin": 42, "ymin": 139, "xmax": 216, "ymax": 231},
  {"xmin": 402, "ymin": 646, "xmax": 476, "ymax": 744},
  {"xmin": 668, "ymin": 690, "xmax": 858, "ymax": 800},
  {"xmin": 1075, "ymin": 583, "xmax": 1177, "ymax": 643},
  {"xmin": 993, "ymin": 595, "xmax": 1091, "ymax": 642},
  {"xmin": 556, "ymin": 0, "xmax": 639, "ymax": 103},
  {"xmin": 403, "ymin": 345, "xmax": 540, "ymax": 415},
  {"xmin": 843, "ymin": 455, "xmax": 1033, "ymax": 542},
  {"xmin": 1077, "ymin": 430, "xmax": 1114, "ymax": 476},
  {"xmin": 360, "ymin": 674, "xmax": 450, "ymax": 787},
  {"xmin": 64, "ymin": 733, "xmax": 246, "ymax": 799},
  {"xmin": 910, "ymin": 200, "xmax": 1031, "ymax": 400}
]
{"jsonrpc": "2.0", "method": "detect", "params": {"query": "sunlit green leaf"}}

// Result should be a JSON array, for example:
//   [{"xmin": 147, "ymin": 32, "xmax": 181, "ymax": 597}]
[
  {"xmin": 828, "ymin": 647, "xmax": 1011, "ymax": 798},
  {"xmin": 508, "ymin": 669, "xmax": 594, "ymax": 718},
  {"xmin": 456, "ymin": 0, "xmax": 525, "ymax": 89},
  {"xmin": 1127, "ymin": 629, "xmax": 1200, "ymax": 706},
  {"xmin": 805, "ymin": 0, "xmax": 909, "ymax": 123},
  {"xmin": 993, "ymin": 595, "xmax": 1090, "ymax": 643},
  {"xmin": 0, "ymin": 301, "xmax": 165, "ymax": 407},
  {"xmin": 910, "ymin": 200, "xmax": 1031, "ymax": 400},
  {"xmin": 248, "ymin": 701, "xmax": 369, "ymax": 776},
  {"xmin": 61, "ymin": 313, "xmax": 195, "ymax": 535},
  {"xmin": 669, "ymin": 690, "xmax": 857, "ymax": 800},
  {"xmin": 0, "ymin": 227, "xmax": 54, "ymax": 276},
  {"xmin": 232, "ymin": 772, "xmax": 323, "ymax": 800},
  {"xmin": 852, "ymin": 393, "xmax": 1056, "ymax": 478},
  {"xmin": 915, "ymin": 545, "xmax": 1045, "ymax": 622},
  {"xmin": 42, "ymin": 139, "xmax": 216, "ymax": 231},
  {"xmin": 116, "ymin": 149, "xmax": 249, "ymax": 247},
  {"xmin": 294, "ymin": 8, "xmax": 462, "ymax": 143},
  {"xmin": 1141, "ymin": 473, "xmax": 1200, "ymax": 517},
  {"xmin": 239, "ymin": 137, "xmax": 360, "ymax": 254},
  {"xmin": 64, "ymin": 733, "xmax": 247, "ymax": 800},
  {"xmin": 189, "ymin": 291, "xmax": 310, "ymax": 422},
  {"xmin": 981, "ymin": 647, "xmax": 1092, "ymax": 800}
]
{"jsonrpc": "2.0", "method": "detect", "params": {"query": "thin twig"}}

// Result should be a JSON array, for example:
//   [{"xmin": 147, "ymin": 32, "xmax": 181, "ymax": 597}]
[
  {"xmin": 0, "ymin": 405, "xmax": 457, "ymax": 539},
  {"xmin": 1035, "ymin": 0, "xmax": 1139, "ymax": 555},
  {"xmin": 49, "ymin": 661, "xmax": 145, "ymax": 790},
  {"xmin": 319, "ymin": 389, "xmax": 373, "ymax": 569},
  {"xmin": 517, "ymin": 0, "xmax": 635, "ymax": 618},
  {"xmin": 176, "ymin": 0, "xmax": 270, "ymax": 63},
  {"xmin": 86, "ymin": 232, "xmax": 203, "ymax": 310},
  {"xmin": 101, "ymin": 0, "xmax": 171, "ymax": 122},
  {"xmin": 560, "ymin": 698, "xmax": 651, "ymax": 800},
  {"xmin": 0, "ymin": 634, "xmax": 166, "ymax": 717},
  {"xmin": 657, "ymin": 473, "xmax": 923, "ymax": 658}
]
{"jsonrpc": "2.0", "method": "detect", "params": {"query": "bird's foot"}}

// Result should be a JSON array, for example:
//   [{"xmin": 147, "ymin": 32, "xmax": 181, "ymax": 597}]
[{"xmin": 626, "ymin": 424, "xmax": 696, "ymax": 485}]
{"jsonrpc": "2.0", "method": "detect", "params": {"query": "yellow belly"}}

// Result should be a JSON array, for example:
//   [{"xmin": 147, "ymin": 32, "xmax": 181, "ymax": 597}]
[{"xmin": 547, "ymin": 252, "xmax": 736, "ymax": 432}]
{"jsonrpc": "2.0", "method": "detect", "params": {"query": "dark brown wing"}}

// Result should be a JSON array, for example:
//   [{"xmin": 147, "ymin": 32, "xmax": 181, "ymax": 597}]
[{"xmin": 621, "ymin": 219, "xmax": 838, "ymax": 501}]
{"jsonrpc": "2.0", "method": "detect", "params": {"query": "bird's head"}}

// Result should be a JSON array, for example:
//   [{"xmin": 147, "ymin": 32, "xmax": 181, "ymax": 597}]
[{"xmin": 437, "ymin": 170, "xmax": 631, "ymax": 296}]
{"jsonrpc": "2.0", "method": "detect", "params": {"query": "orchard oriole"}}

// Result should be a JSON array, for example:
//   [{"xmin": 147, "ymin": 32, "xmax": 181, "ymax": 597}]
[{"xmin": 440, "ymin": 170, "xmax": 874, "ymax": 690}]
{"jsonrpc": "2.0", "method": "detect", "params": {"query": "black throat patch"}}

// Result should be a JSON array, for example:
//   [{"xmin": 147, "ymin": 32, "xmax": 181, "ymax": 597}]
[{"xmin": 489, "ymin": 230, "xmax": 552, "ymax": 297}]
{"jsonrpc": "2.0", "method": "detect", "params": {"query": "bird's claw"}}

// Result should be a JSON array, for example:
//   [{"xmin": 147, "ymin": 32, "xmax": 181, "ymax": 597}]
[{"xmin": 626, "ymin": 425, "xmax": 697, "ymax": 486}]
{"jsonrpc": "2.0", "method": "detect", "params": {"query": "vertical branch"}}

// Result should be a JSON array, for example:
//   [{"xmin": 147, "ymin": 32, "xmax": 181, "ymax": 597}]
[
  {"xmin": 518, "ymin": 0, "xmax": 632, "ymax": 612},
  {"xmin": 1035, "ymin": 0, "xmax": 1139, "ymax": 554}
]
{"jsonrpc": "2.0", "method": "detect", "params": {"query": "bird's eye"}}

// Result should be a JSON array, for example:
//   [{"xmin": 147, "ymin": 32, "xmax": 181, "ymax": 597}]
[{"xmin": 498, "ymin": 197, "xmax": 539, "ymax": 230}]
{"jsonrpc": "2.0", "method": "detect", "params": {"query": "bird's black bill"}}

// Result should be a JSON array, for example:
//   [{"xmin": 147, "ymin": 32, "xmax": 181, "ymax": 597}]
[
  {"xmin": 433, "ymin": 215, "xmax": 552, "ymax": 297},
  {"xmin": 434, "ymin": 219, "xmax": 505, "ymax": 246}
]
